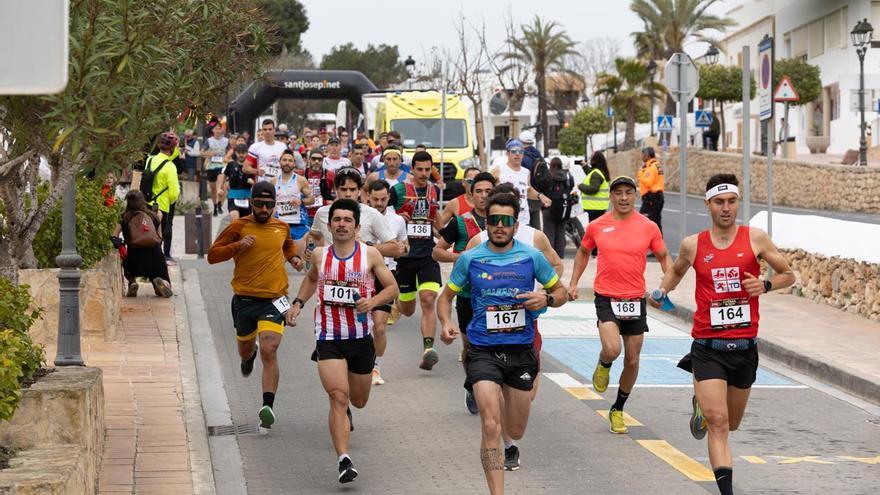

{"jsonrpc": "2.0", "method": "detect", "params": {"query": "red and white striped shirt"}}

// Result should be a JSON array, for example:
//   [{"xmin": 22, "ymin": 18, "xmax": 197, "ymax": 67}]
[{"xmin": 315, "ymin": 242, "xmax": 374, "ymax": 340}]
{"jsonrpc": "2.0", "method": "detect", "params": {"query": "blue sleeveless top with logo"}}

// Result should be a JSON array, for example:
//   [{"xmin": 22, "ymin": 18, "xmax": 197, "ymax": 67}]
[{"xmin": 448, "ymin": 240, "xmax": 558, "ymax": 347}]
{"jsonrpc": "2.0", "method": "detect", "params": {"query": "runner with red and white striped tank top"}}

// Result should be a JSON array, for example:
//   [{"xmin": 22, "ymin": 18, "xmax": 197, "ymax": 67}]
[
  {"xmin": 650, "ymin": 174, "xmax": 795, "ymax": 495},
  {"xmin": 289, "ymin": 199, "xmax": 399, "ymax": 486}
]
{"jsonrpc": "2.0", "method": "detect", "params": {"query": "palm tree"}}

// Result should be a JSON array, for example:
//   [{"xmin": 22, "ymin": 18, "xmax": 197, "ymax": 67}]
[
  {"xmin": 595, "ymin": 58, "xmax": 665, "ymax": 150},
  {"xmin": 501, "ymin": 16, "xmax": 579, "ymax": 153},
  {"xmin": 631, "ymin": 0, "xmax": 735, "ymax": 113}
]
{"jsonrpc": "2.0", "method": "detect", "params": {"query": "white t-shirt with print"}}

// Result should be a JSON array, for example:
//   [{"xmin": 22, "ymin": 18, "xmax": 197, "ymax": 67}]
[{"xmin": 247, "ymin": 140, "xmax": 287, "ymax": 181}]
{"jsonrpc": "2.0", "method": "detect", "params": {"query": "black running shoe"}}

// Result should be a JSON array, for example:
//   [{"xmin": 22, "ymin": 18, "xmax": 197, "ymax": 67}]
[
  {"xmin": 346, "ymin": 407, "xmax": 354, "ymax": 432},
  {"xmin": 240, "ymin": 347, "xmax": 258, "ymax": 377},
  {"xmin": 504, "ymin": 445, "xmax": 520, "ymax": 471},
  {"xmin": 465, "ymin": 390, "xmax": 479, "ymax": 415},
  {"xmin": 338, "ymin": 456, "xmax": 358, "ymax": 484}
]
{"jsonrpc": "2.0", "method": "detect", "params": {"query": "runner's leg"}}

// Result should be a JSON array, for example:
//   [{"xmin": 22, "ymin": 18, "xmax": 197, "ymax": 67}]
[
  {"xmin": 597, "ymin": 321, "xmax": 622, "ymax": 364},
  {"xmin": 694, "ymin": 378, "xmax": 732, "ymax": 468},
  {"xmin": 617, "ymin": 334, "xmax": 645, "ymax": 402},
  {"xmin": 259, "ymin": 331, "xmax": 283, "ymax": 395},
  {"xmin": 348, "ymin": 370, "xmax": 373, "ymax": 409},
  {"xmin": 473, "ymin": 380, "xmax": 504, "ymax": 495},
  {"xmin": 318, "ymin": 359, "xmax": 353, "ymax": 456},
  {"xmin": 726, "ymin": 386, "xmax": 751, "ymax": 431}
]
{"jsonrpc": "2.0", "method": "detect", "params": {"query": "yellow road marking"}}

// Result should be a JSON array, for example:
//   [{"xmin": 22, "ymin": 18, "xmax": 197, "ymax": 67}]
[
  {"xmin": 564, "ymin": 386, "xmax": 603, "ymax": 400},
  {"xmin": 773, "ymin": 456, "xmax": 834, "ymax": 465},
  {"xmin": 637, "ymin": 440, "xmax": 715, "ymax": 481},
  {"xmin": 838, "ymin": 456, "xmax": 880, "ymax": 464},
  {"xmin": 741, "ymin": 456, "xmax": 768, "ymax": 464},
  {"xmin": 597, "ymin": 410, "xmax": 643, "ymax": 426}
]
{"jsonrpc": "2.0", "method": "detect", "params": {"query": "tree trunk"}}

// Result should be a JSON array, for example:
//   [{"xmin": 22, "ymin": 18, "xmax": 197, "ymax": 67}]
[
  {"xmin": 720, "ymin": 100, "xmax": 727, "ymax": 151},
  {"xmin": 623, "ymin": 103, "xmax": 637, "ymax": 150},
  {"xmin": 537, "ymin": 75, "xmax": 548, "ymax": 154},
  {"xmin": 471, "ymin": 97, "xmax": 488, "ymax": 169}
]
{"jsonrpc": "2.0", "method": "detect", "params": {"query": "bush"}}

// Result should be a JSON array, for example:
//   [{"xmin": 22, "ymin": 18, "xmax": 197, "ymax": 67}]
[
  {"xmin": 0, "ymin": 278, "xmax": 45, "ymax": 422},
  {"xmin": 33, "ymin": 177, "xmax": 121, "ymax": 269}
]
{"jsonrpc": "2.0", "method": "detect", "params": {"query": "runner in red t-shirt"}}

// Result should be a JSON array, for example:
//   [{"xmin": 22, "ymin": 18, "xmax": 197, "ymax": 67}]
[
  {"xmin": 567, "ymin": 175, "xmax": 671, "ymax": 434},
  {"xmin": 649, "ymin": 173, "xmax": 794, "ymax": 495}
]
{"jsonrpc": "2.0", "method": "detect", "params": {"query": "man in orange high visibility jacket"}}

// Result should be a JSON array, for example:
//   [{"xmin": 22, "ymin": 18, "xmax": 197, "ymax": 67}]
[{"xmin": 637, "ymin": 146, "xmax": 664, "ymax": 234}]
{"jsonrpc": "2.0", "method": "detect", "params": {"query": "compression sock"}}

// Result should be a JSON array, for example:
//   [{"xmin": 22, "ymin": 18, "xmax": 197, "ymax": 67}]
[
  {"xmin": 423, "ymin": 337, "xmax": 434, "ymax": 350},
  {"xmin": 600, "ymin": 360, "xmax": 613, "ymax": 368},
  {"xmin": 714, "ymin": 467, "xmax": 733, "ymax": 495},
  {"xmin": 262, "ymin": 392, "xmax": 275, "ymax": 408},
  {"xmin": 611, "ymin": 388, "xmax": 630, "ymax": 411}
]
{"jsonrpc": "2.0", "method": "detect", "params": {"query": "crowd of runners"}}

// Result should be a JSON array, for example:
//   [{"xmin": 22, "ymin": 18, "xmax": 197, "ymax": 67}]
[{"xmin": 197, "ymin": 118, "xmax": 794, "ymax": 495}]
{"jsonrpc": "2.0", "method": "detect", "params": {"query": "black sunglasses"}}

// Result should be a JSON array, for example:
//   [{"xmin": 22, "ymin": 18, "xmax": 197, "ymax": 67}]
[
  {"xmin": 488, "ymin": 214, "xmax": 516, "ymax": 227},
  {"xmin": 251, "ymin": 199, "xmax": 276, "ymax": 209},
  {"xmin": 310, "ymin": 156, "xmax": 323, "ymax": 161}
]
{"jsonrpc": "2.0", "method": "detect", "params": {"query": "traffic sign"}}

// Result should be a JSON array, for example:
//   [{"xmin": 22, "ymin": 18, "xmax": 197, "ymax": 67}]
[
  {"xmin": 607, "ymin": 106, "xmax": 615, "ymax": 118},
  {"xmin": 657, "ymin": 115, "xmax": 674, "ymax": 132},
  {"xmin": 758, "ymin": 36, "xmax": 774, "ymax": 121},
  {"xmin": 695, "ymin": 110, "xmax": 713, "ymax": 128},
  {"xmin": 664, "ymin": 53, "xmax": 700, "ymax": 102},
  {"xmin": 0, "ymin": 0, "xmax": 69, "ymax": 94},
  {"xmin": 773, "ymin": 75, "xmax": 800, "ymax": 102}
]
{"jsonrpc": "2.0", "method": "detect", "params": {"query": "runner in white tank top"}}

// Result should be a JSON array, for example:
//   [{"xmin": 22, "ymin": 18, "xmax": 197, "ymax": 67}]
[
  {"xmin": 273, "ymin": 150, "xmax": 314, "ymax": 240},
  {"xmin": 497, "ymin": 163, "xmax": 531, "ymax": 225}
]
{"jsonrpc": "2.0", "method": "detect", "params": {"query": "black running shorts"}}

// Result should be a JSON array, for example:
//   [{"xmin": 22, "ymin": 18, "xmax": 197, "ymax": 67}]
[
  {"xmin": 313, "ymin": 335, "xmax": 375, "ymax": 375},
  {"xmin": 207, "ymin": 168, "xmax": 222, "ymax": 182},
  {"xmin": 394, "ymin": 256, "xmax": 442, "ymax": 301},
  {"xmin": 465, "ymin": 345, "xmax": 538, "ymax": 392},
  {"xmin": 231, "ymin": 295, "xmax": 286, "ymax": 341},
  {"xmin": 594, "ymin": 293, "xmax": 649, "ymax": 335},
  {"xmin": 677, "ymin": 341, "xmax": 759, "ymax": 389},
  {"xmin": 227, "ymin": 198, "xmax": 251, "ymax": 217}
]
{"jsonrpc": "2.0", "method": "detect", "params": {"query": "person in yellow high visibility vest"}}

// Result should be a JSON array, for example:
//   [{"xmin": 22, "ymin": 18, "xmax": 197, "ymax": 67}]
[{"xmin": 578, "ymin": 151, "xmax": 610, "ymax": 255}]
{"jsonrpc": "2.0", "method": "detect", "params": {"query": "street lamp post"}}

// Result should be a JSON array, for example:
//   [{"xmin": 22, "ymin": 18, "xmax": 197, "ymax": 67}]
[
  {"xmin": 404, "ymin": 55, "xmax": 416, "ymax": 90},
  {"xmin": 852, "ymin": 19, "xmax": 874, "ymax": 167},
  {"xmin": 703, "ymin": 46, "xmax": 719, "ymax": 150},
  {"xmin": 581, "ymin": 96, "xmax": 590, "ymax": 156},
  {"xmin": 55, "ymin": 176, "xmax": 84, "ymax": 366},
  {"xmin": 647, "ymin": 60, "xmax": 657, "ymax": 136}
]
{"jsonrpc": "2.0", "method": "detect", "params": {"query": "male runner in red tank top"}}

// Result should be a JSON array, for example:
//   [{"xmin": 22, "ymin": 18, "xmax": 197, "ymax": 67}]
[{"xmin": 650, "ymin": 173, "xmax": 794, "ymax": 495}]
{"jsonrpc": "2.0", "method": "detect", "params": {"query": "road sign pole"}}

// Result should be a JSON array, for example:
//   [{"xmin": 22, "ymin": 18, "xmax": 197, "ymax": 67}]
[
  {"xmin": 742, "ymin": 45, "xmax": 751, "ymax": 226},
  {"xmin": 678, "ymin": 53, "xmax": 688, "ymax": 239}
]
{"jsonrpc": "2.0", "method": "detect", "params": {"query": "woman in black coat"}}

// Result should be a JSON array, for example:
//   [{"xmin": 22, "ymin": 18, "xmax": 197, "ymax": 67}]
[{"xmin": 111, "ymin": 190, "xmax": 173, "ymax": 298}]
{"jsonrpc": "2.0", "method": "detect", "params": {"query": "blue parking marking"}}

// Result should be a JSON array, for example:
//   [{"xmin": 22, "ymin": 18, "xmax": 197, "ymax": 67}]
[{"xmin": 542, "ymin": 338, "xmax": 795, "ymax": 386}]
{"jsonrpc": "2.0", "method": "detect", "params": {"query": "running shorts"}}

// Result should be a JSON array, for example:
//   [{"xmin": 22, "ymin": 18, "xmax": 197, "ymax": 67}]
[
  {"xmin": 594, "ymin": 293, "xmax": 649, "ymax": 335},
  {"xmin": 227, "ymin": 198, "xmax": 251, "ymax": 217},
  {"xmin": 207, "ymin": 168, "xmax": 222, "ymax": 182},
  {"xmin": 231, "ymin": 295, "xmax": 286, "ymax": 341},
  {"xmin": 313, "ymin": 335, "xmax": 375, "ymax": 375},
  {"xmin": 677, "ymin": 341, "xmax": 758, "ymax": 389},
  {"xmin": 465, "ymin": 344, "xmax": 538, "ymax": 392},
  {"xmin": 372, "ymin": 271, "xmax": 395, "ymax": 313},
  {"xmin": 394, "ymin": 256, "xmax": 442, "ymax": 301}
]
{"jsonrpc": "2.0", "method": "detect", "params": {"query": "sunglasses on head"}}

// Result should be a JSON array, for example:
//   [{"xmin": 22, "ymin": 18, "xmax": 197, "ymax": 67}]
[
  {"xmin": 251, "ymin": 199, "xmax": 276, "ymax": 209},
  {"xmin": 488, "ymin": 214, "xmax": 516, "ymax": 227},
  {"xmin": 508, "ymin": 149, "xmax": 524, "ymax": 155}
]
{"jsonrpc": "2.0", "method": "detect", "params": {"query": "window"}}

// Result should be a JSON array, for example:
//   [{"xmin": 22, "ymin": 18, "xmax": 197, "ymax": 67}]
[
  {"xmin": 791, "ymin": 26, "xmax": 808, "ymax": 58},
  {"xmin": 826, "ymin": 10, "xmax": 841, "ymax": 50},
  {"xmin": 808, "ymin": 19, "xmax": 824, "ymax": 58},
  {"xmin": 873, "ymin": 2, "xmax": 880, "ymax": 32},
  {"xmin": 390, "ymin": 119, "xmax": 468, "ymax": 149}
]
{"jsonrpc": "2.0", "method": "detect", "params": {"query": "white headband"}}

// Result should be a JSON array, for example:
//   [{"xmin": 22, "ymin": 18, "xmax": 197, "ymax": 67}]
[{"xmin": 705, "ymin": 183, "xmax": 740, "ymax": 200}]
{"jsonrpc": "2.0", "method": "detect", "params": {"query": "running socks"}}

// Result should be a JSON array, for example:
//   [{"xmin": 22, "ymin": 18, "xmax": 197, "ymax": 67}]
[
  {"xmin": 714, "ymin": 467, "xmax": 733, "ymax": 495},
  {"xmin": 600, "ymin": 360, "xmax": 612, "ymax": 368},
  {"xmin": 611, "ymin": 388, "xmax": 630, "ymax": 411},
  {"xmin": 423, "ymin": 337, "xmax": 434, "ymax": 350},
  {"xmin": 373, "ymin": 357, "xmax": 380, "ymax": 368},
  {"xmin": 338, "ymin": 453, "xmax": 350, "ymax": 463},
  {"xmin": 503, "ymin": 440, "xmax": 516, "ymax": 450},
  {"xmin": 263, "ymin": 392, "xmax": 275, "ymax": 408}
]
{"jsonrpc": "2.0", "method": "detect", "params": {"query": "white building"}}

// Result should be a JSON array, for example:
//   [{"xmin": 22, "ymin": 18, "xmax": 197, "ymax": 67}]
[{"xmin": 717, "ymin": 0, "xmax": 880, "ymax": 156}]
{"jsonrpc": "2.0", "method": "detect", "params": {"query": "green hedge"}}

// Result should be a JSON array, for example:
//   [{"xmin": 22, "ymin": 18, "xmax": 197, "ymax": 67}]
[
  {"xmin": 33, "ymin": 177, "xmax": 121, "ymax": 269},
  {"xmin": 0, "ymin": 278, "xmax": 44, "ymax": 422}
]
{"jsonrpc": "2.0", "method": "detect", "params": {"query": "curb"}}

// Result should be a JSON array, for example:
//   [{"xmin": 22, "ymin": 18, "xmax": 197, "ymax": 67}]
[{"xmin": 654, "ymin": 301, "xmax": 880, "ymax": 406}]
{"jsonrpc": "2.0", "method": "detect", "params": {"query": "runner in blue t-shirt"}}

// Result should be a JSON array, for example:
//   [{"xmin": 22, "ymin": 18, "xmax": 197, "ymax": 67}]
[{"xmin": 437, "ymin": 191, "xmax": 567, "ymax": 495}]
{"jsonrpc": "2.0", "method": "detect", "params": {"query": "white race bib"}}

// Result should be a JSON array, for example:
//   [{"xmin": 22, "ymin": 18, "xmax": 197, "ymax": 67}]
[
  {"xmin": 611, "ymin": 298, "xmax": 641, "ymax": 320},
  {"xmin": 233, "ymin": 199, "xmax": 249, "ymax": 208},
  {"xmin": 710, "ymin": 299, "xmax": 751, "ymax": 328},
  {"xmin": 272, "ymin": 295, "xmax": 291, "ymax": 314},
  {"xmin": 323, "ymin": 281, "xmax": 358, "ymax": 307},
  {"xmin": 210, "ymin": 155, "xmax": 224, "ymax": 164},
  {"xmin": 486, "ymin": 304, "xmax": 526, "ymax": 333},
  {"xmin": 277, "ymin": 200, "xmax": 301, "ymax": 223},
  {"xmin": 263, "ymin": 165, "xmax": 280, "ymax": 178},
  {"xmin": 406, "ymin": 221, "xmax": 431, "ymax": 239}
]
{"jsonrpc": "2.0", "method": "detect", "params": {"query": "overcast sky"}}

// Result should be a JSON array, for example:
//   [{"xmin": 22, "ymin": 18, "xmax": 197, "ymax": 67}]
[{"xmin": 301, "ymin": 0, "xmax": 740, "ymax": 68}]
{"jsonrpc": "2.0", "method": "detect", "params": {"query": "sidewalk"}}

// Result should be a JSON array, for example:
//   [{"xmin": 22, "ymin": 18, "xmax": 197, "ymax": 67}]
[
  {"xmin": 43, "ymin": 267, "xmax": 206, "ymax": 495},
  {"xmin": 563, "ymin": 258, "xmax": 880, "ymax": 405}
]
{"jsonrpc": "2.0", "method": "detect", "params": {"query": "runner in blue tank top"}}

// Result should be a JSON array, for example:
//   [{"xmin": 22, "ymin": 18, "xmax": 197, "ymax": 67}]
[{"xmin": 437, "ymin": 191, "xmax": 567, "ymax": 495}]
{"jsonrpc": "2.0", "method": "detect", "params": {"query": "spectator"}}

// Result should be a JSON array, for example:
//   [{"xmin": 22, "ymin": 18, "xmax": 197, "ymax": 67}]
[
  {"xmin": 183, "ymin": 129, "xmax": 200, "ymax": 181},
  {"xmin": 579, "ymin": 151, "xmax": 611, "ymax": 256},
  {"xmin": 146, "ymin": 130, "xmax": 182, "ymax": 264},
  {"xmin": 637, "ymin": 146, "xmax": 665, "ymax": 234},
  {"xmin": 519, "ymin": 130, "xmax": 543, "ymax": 229},
  {"xmin": 112, "ymin": 190, "xmax": 173, "ymax": 298},
  {"xmin": 542, "ymin": 157, "xmax": 576, "ymax": 258}
]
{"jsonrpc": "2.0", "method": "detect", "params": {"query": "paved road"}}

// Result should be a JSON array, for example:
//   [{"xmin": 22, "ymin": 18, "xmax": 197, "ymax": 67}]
[
  {"xmin": 657, "ymin": 193, "xmax": 880, "ymax": 256},
  {"xmin": 186, "ymin": 260, "xmax": 880, "ymax": 494}
]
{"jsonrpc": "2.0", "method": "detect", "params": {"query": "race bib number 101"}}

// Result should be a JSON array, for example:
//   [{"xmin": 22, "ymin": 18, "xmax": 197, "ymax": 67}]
[{"xmin": 323, "ymin": 281, "xmax": 358, "ymax": 307}]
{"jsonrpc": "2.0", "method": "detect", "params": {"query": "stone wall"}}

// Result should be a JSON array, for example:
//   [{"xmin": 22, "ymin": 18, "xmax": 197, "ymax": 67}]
[
  {"xmin": 19, "ymin": 251, "xmax": 123, "ymax": 349},
  {"xmin": 606, "ymin": 148, "xmax": 880, "ymax": 213},
  {"xmin": 779, "ymin": 249, "xmax": 880, "ymax": 321},
  {"xmin": 0, "ymin": 367, "xmax": 104, "ymax": 494}
]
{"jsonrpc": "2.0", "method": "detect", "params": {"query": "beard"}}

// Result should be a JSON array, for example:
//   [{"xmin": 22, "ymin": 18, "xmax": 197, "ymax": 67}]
[
  {"xmin": 253, "ymin": 210, "xmax": 272, "ymax": 223},
  {"xmin": 489, "ymin": 235, "xmax": 512, "ymax": 248}
]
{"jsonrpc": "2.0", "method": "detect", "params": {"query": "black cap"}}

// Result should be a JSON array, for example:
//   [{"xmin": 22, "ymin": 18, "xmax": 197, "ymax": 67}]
[
  {"xmin": 251, "ymin": 181, "xmax": 276, "ymax": 200},
  {"xmin": 234, "ymin": 143, "xmax": 248, "ymax": 153},
  {"xmin": 328, "ymin": 136, "xmax": 340, "ymax": 144},
  {"xmin": 609, "ymin": 175, "xmax": 637, "ymax": 190}
]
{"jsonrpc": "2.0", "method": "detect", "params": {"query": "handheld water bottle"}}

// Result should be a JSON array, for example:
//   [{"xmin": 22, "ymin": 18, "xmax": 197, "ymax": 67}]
[
  {"xmin": 650, "ymin": 289, "xmax": 675, "ymax": 311},
  {"xmin": 351, "ymin": 292, "xmax": 368, "ymax": 323},
  {"xmin": 304, "ymin": 240, "xmax": 316, "ymax": 271}
]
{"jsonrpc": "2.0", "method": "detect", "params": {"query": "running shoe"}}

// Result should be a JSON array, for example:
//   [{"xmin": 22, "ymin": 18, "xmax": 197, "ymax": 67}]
[
  {"xmin": 689, "ymin": 395, "xmax": 708, "ymax": 440},
  {"xmin": 258, "ymin": 405, "xmax": 275, "ymax": 429},
  {"xmin": 126, "ymin": 281, "xmax": 139, "ymax": 298},
  {"xmin": 371, "ymin": 368, "xmax": 385, "ymax": 386},
  {"xmin": 504, "ymin": 445, "xmax": 520, "ymax": 471},
  {"xmin": 465, "ymin": 390, "xmax": 479, "ymax": 415},
  {"xmin": 387, "ymin": 304, "xmax": 400, "ymax": 325},
  {"xmin": 240, "ymin": 347, "xmax": 258, "ymax": 377},
  {"xmin": 592, "ymin": 360, "xmax": 610, "ymax": 393},
  {"xmin": 609, "ymin": 408, "xmax": 627, "ymax": 434},
  {"xmin": 152, "ymin": 277, "xmax": 173, "ymax": 298},
  {"xmin": 338, "ymin": 456, "xmax": 358, "ymax": 484},
  {"xmin": 419, "ymin": 348, "xmax": 439, "ymax": 370},
  {"xmin": 346, "ymin": 407, "xmax": 354, "ymax": 432}
]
